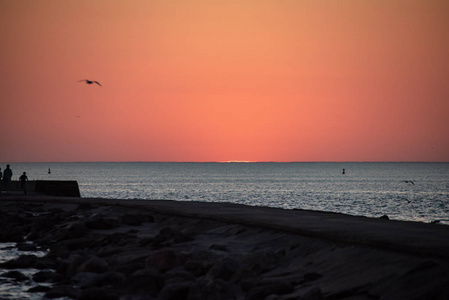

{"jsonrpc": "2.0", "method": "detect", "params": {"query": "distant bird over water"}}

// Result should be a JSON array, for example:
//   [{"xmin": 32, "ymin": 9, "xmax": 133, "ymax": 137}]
[
  {"xmin": 78, "ymin": 79, "xmax": 102, "ymax": 86},
  {"xmin": 404, "ymin": 180, "xmax": 415, "ymax": 185}
]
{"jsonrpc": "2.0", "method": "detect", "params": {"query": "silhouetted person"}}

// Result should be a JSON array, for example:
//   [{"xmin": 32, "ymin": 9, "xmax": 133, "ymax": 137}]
[
  {"xmin": 342, "ymin": 168, "xmax": 345, "ymax": 175},
  {"xmin": 19, "ymin": 172, "xmax": 28, "ymax": 195},
  {"xmin": 3, "ymin": 164, "xmax": 12, "ymax": 193}
]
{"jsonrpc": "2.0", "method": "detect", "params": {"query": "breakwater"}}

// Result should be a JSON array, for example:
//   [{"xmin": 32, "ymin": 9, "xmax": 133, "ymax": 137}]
[{"xmin": 1, "ymin": 181, "xmax": 80, "ymax": 197}]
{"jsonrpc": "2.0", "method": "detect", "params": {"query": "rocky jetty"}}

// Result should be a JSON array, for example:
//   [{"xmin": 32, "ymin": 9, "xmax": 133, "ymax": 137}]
[{"xmin": 0, "ymin": 198, "xmax": 448, "ymax": 300}]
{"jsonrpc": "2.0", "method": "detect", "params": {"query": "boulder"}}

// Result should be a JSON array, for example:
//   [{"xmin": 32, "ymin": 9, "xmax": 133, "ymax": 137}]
[
  {"xmin": 207, "ymin": 257, "xmax": 242, "ymax": 281},
  {"xmin": 73, "ymin": 271, "xmax": 125, "ymax": 288},
  {"xmin": 121, "ymin": 213, "xmax": 155, "ymax": 226},
  {"xmin": 188, "ymin": 278, "xmax": 240, "ymax": 300},
  {"xmin": 78, "ymin": 256, "xmax": 109, "ymax": 274},
  {"xmin": 79, "ymin": 287, "xmax": 120, "ymax": 300},
  {"xmin": 303, "ymin": 287, "xmax": 324, "ymax": 300},
  {"xmin": 154, "ymin": 227, "xmax": 193, "ymax": 245},
  {"xmin": 124, "ymin": 269, "xmax": 164, "ymax": 296},
  {"xmin": 158, "ymin": 282, "xmax": 192, "ymax": 300},
  {"xmin": 33, "ymin": 270, "xmax": 65, "ymax": 283},
  {"xmin": 2, "ymin": 270, "xmax": 28, "ymax": 281},
  {"xmin": 47, "ymin": 244, "xmax": 70, "ymax": 259},
  {"xmin": 45, "ymin": 285, "xmax": 81, "ymax": 299},
  {"xmin": 85, "ymin": 216, "xmax": 120, "ymax": 230},
  {"xmin": 146, "ymin": 249, "xmax": 179, "ymax": 273},
  {"xmin": 246, "ymin": 281, "xmax": 293, "ymax": 300}
]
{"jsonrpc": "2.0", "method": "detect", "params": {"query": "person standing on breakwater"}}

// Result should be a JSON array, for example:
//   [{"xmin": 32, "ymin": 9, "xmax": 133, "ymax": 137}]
[
  {"xmin": 3, "ymin": 164, "xmax": 12, "ymax": 193},
  {"xmin": 19, "ymin": 172, "xmax": 29, "ymax": 195}
]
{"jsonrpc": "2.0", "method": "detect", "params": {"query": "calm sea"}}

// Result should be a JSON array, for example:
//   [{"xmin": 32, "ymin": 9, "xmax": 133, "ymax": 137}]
[{"xmin": 3, "ymin": 162, "xmax": 449, "ymax": 223}]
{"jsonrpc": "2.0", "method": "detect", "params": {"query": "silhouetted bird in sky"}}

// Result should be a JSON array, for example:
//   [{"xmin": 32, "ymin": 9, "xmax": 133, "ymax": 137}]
[{"xmin": 79, "ymin": 79, "xmax": 102, "ymax": 86}]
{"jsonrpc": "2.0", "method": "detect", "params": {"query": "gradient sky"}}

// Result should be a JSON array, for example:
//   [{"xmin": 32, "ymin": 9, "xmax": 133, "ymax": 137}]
[{"xmin": 1, "ymin": 0, "xmax": 448, "ymax": 162}]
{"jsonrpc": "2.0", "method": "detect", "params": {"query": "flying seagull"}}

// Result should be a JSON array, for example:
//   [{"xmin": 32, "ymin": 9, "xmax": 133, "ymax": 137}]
[{"xmin": 79, "ymin": 79, "xmax": 102, "ymax": 86}]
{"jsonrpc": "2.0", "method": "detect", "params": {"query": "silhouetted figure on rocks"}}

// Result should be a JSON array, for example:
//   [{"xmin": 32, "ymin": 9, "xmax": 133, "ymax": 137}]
[
  {"xmin": 19, "ymin": 172, "xmax": 28, "ymax": 195},
  {"xmin": 3, "ymin": 164, "xmax": 12, "ymax": 193}
]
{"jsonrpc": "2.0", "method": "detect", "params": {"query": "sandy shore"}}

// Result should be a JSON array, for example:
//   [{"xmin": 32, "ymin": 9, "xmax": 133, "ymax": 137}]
[{"xmin": 1, "ymin": 195, "xmax": 449, "ymax": 300}]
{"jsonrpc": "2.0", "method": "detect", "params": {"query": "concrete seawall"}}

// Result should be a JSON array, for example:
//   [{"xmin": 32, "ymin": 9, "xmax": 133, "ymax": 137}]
[{"xmin": 1, "ymin": 180, "xmax": 80, "ymax": 197}]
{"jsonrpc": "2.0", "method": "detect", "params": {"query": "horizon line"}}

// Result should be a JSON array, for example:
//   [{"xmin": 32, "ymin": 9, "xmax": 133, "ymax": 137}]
[{"xmin": 2, "ymin": 161, "xmax": 448, "ymax": 164}]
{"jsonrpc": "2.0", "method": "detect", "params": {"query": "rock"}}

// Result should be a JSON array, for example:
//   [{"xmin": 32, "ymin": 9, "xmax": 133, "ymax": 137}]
[
  {"xmin": 2, "ymin": 270, "xmax": 28, "ymax": 281},
  {"xmin": 121, "ymin": 213, "xmax": 154, "ymax": 226},
  {"xmin": 115, "ymin": 261, "xmax": 147, "ymax": 276},
  {"xmin": 139, "ymin": 237, "xmax": 154, "ymax": 246},
  {"xmin": 16, "ymin": 242, "xmax": 38, "ymax": 251},
  {"xmin": 207, "ymin": 257, "xmax": 242, "ymax": 280},
  {"xmin": 246, "ymin": 281, "xmax": 293, "ymax": 300},
  {"xmin": 304, "ymin": 272, "xmax": 323, "ymax": 282},
  {"xmin": 0, "ymin": 225, "xmax": 27, "ymax": 243},
  {"xmin": 158, "ymin": 282, "xmax": 192, "ymax": 300},
  {"xmin": 77, "ymin": 203, "xmax": 95, "ymax": 210},
  {"xmin": 59, "ymin": 222, "xmax": 90, "ymax": 240},
  {"xmin": 73, "ymin": 272, "xmax": 102, "ymax": 288},
  {"xmin": 78, "ymin": 256, "xmax": 109, "ymax": 274},
  {"xmin": 146, "ymin": 249, "xmax": 179, "ymax": 273},
  {"xmin": 66, "ymin": 254, "xmax": 89, "ymax": 276},
  {"xmin": 79, "ymin": 287, "xmax": 120, "ymax": 300},
  {"xmin": 163, "ymin": 268, "xmax": 196, "ymax": 283},
  {"xmin": 45, "ymin": 285, "xmax": 81, "ymax": 299},
  {"xmin": 303, "ymin": 287, "xmax": 324, "ymax": 300},
  {"xmin": 209, "ymin": 244, "xmax": 229, "ymax": 251},
  {"xmin": 245, "ymin": 250, "xmax": 283, "ymax": 274},
  {"xmin": 379, "ymin": 215, "xmax": 390, "ymax": 220},
  {"xmin": 101, "ymin": 271, "xmax": 125, "ymax": 285},
  {"xmin": 154, "ymin": 227, "xmax": 193, "ymax": 244},
  {"xmin": 73, "ymin": 271, "xmax": 125, "ymax": 288},
  {"xmin": 188, "ymin": 278, "xmax": 240, "ymax": 300},
  {"xmin": 85, "ymin": 215, "xmax": 120, "ymax": 230},
  {"xmin": 47, "ymin": 244, "xmax": 70, "ymax": 259},
  {"xmin": 124, "ymin": 269, "xmax": 164, "ymax": 296},
  {"xmin": 64, "ymin": 237, "xmax": 96, "ymax": 251},
  {"xmin": 33, "ymin": 270, "xmax": 65, "ymax": 283},
  {"xmin": 100, "ymin": 232, "xmax": 137, "ymax": 246}
]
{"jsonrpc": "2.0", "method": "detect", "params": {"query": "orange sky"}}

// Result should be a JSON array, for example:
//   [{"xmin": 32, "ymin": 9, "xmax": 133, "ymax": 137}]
[{"xmin": 1, "ymin": 0, "xmax": 448, "ymax": 162}]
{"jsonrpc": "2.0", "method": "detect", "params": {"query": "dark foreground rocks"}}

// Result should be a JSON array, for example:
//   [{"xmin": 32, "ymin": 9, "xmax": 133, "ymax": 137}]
[{"xmin": 0, "ymin": 200, "xmax": 449, "ymax": 300}]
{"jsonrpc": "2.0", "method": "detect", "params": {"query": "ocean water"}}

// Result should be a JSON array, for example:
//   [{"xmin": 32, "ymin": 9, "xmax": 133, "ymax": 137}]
[
  {"xmin": 4, "ymin": 162, "xmax": 449, "ymax": 224},
  {"xmin": 0, "ymin": 242, "xmax": 49, "ymax": 300},
  {"xmin": 1, "ymin": 162, "xmax": 448, "ymax": 299}
]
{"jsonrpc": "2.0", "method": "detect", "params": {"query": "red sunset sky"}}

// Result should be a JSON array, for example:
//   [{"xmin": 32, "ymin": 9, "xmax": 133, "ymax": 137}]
[{"xmin": 1, "ymin": 0, "xmax": 448, "ymax": 162}]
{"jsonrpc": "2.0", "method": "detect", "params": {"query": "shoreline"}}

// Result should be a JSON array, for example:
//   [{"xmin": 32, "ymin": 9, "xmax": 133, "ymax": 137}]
[{"xmin": 1, "ymin": 196, "xmax": 449, "ymax": 299}]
